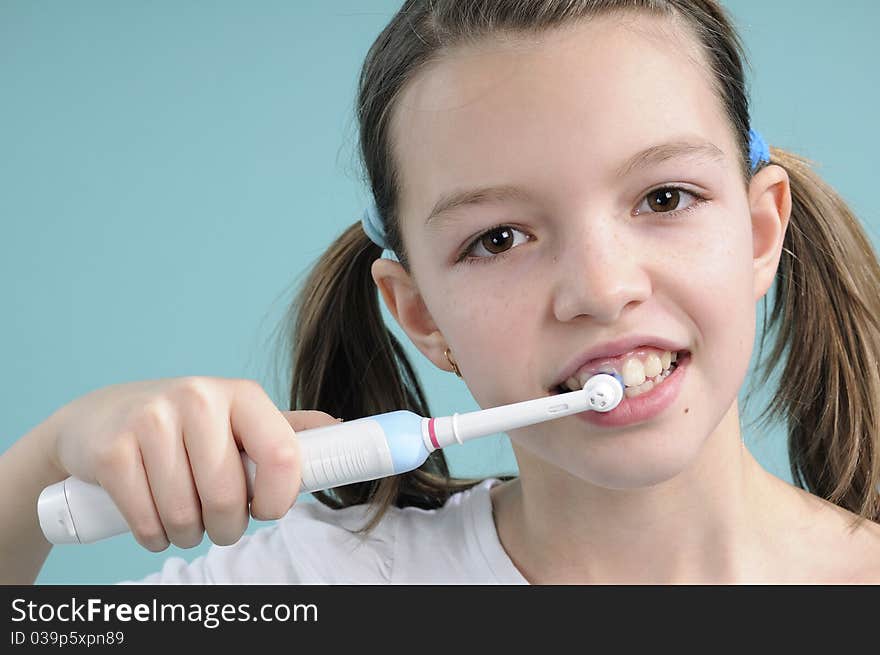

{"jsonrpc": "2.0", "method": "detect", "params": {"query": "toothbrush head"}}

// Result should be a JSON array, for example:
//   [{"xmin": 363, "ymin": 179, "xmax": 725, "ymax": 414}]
[{"xmin": 583, "ymin": 372, "xmax": 624, "ymax": 412}]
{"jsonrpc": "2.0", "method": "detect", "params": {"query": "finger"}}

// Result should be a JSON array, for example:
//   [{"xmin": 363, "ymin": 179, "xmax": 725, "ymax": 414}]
[
  {"xmin": 93, "ymin": 436, "xmax": 169, "ymax": 552},
  {"xmin": 180, "ymin": 394, "xmax": 249, "ymax": 546},
  {"xmin": 135, "ymin": 402, "xmax": 205, "ymax": 549},
  {"xmin": 229, "ymin": 383, "xmax": 309, "ymax": 520}
]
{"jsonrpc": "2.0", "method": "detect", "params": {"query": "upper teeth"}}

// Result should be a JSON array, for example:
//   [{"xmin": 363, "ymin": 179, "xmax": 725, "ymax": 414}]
[{"xmin": 562, "ymin": 349, "xmax": 678, "ymax": 391}]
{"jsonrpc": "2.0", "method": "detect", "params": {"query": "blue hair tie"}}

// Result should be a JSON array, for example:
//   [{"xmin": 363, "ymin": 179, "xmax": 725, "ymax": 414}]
[
  {"xmin": 361, "ymin": 200, "xmax": 399, "ymax": 262},
  {"xmin": 749, "ymin": 128, "xmax": 770, "ymax": 172}
]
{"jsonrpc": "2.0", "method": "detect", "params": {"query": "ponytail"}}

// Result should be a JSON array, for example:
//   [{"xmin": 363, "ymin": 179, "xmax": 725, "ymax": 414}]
[
  {"xmin": 749, "ymin": 147, "xmax": 880, "ymax": 524},
  {"xmin": 281, "ymin": 222, "xmax": 502, "ymax": 534}
]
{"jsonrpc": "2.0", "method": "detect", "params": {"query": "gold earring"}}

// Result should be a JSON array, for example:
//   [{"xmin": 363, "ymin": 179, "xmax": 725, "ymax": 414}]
[{"xmin": 444, "ymin": 347, "xmax": 462, "ymax": 377}]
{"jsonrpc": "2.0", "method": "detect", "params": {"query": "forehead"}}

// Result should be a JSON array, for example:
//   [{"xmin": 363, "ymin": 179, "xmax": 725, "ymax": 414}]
[{"xmin": 390, "ymin": 14, "xmax": 731, "ymax": 225}]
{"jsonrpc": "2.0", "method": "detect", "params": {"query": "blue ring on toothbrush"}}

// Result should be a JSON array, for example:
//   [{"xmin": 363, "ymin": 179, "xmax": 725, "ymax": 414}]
[{"xmin": 373, "ymin": 410, "xmax": 433, "ymax": 473}]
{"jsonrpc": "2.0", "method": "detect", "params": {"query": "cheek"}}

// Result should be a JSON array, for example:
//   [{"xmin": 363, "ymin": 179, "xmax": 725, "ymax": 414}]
[
  {"xmin": 675, "ymin": 218, "xmax": 756, "ymax": 391},
  {"xmin": 432, "ymin": 273, "xmax": 547, "ymax": 408}
]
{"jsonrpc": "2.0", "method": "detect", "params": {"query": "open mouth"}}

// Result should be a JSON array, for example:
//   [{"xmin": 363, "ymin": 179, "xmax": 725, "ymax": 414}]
[{"xmin": 550, "ymin": 349, "xmax": 691, "ymax": 398}]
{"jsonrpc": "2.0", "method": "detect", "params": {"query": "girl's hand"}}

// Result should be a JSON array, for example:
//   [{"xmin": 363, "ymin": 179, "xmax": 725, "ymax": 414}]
[{"xmin": 48, "ymin": 377, "xmax": 338, "ymax": 552}]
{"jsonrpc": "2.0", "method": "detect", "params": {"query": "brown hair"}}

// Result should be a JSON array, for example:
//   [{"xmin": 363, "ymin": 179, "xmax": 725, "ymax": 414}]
[{"xmin": 277, "ymin": 0, "xmax": 880, "ymax": 533}]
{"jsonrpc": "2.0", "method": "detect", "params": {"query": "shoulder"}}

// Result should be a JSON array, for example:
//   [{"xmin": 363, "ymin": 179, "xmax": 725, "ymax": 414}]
[
  {"xmin": 389, "ymin": 478, "xmax": 517, "ymax": 583},
  {"xmin": 282, "ymin": 481, "xmax": 502, "ymax": 583},
  {"xmin": 838, "ymin": 517, "xmax": 880, "ymax": 583},
  {"xmin": 796, "ymin": 491, "xmax": 880, "ymax": 583},
  {"xmin": 271, "ymin": 498, "xmax": 401, "ymax": 583}
]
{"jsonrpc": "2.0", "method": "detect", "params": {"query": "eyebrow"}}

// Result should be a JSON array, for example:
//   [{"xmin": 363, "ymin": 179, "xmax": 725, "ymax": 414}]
[{"xmin": 424, "ymin": 138, "xmax": 725, "ymax": 226}]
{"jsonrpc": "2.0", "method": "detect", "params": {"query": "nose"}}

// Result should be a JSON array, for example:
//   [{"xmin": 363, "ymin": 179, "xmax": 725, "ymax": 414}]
[{"xmin": 551, "ymin": 218, "xmax": 652, "ymax": 324}]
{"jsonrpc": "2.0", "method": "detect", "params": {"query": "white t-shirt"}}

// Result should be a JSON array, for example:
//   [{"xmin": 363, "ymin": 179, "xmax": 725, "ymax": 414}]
[{"xmin": 119, "ymin": 477, "xmax": 528, "ymax": 584}]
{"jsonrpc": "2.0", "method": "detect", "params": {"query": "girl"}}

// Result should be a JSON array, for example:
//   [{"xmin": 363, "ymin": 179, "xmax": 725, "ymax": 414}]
[{"xmin": 3, "ymin": 0, "xmax": 879, "ymax": 584}]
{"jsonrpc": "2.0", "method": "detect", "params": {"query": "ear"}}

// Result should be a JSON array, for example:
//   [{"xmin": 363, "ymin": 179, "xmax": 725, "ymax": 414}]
[
  {"xmin": 370, "ymin": 258, "xmax": 457, "ymax": 374},
  {"xmin": 749, "ymin": 164, "xmax": 792, "ymax": 301}
]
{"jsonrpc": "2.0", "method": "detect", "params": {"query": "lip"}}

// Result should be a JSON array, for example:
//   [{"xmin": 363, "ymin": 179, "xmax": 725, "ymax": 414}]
[
  {"xmin": 548, "ymin": 334, "xmax": 689, "ymax": 390},
  {"xmin": 577, "ymin": 351, "xmax": 691, "ymax": 427}
]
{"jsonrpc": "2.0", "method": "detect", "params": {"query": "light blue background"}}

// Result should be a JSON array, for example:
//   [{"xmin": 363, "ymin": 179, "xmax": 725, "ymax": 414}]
[{"xmin": 2, "ymin": 1, "xmax": 877, "ymax": 584}]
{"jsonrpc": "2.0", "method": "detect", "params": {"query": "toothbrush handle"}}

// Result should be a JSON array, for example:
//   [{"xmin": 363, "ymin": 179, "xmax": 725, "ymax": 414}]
[{"xmin": 38, "ymin": 416, "xmax": 409, "ymax": 545}]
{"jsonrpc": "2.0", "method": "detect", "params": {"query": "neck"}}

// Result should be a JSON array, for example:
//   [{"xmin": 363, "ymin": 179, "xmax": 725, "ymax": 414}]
[{"xmin": 492, "ymin": 402, "xmax": 788, "ymax": 584}]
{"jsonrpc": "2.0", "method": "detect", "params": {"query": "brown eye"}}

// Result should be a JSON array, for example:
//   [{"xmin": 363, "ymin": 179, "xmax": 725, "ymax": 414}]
[
  {"xmin": 479, "ymin": 227, "xmax": 515, "ymax": 254},
  {"xmin": 635, "ymin": 186, "xmax": 702, "ymax": 216},
  {"xmin": 462, "ymin": 225, "xmax": 529, "ymax": 263},
  {"xmin": 648, "ymin": 187, "xmax": 681, "ymax": 212}
]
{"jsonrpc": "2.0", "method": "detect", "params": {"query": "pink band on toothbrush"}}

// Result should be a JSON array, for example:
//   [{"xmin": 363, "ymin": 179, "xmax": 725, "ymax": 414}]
[{"xmin": 428, "ymin": 418, "xmax": 440, "ymax": 449}]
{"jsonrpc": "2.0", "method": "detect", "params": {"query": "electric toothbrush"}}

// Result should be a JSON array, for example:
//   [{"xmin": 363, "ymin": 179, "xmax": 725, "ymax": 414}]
[{"xmin": 37, "ymin": 373, "xmax": 624, "ymax": 545}]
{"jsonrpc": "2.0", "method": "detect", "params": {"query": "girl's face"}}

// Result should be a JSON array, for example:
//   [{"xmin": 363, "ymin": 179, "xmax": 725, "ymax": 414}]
[{"xmin": 381, "ymin": 15, "xmax": 777, "ymax": 489}]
